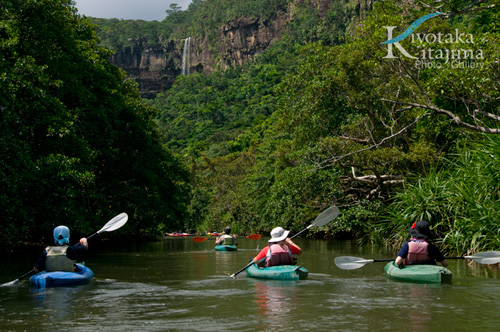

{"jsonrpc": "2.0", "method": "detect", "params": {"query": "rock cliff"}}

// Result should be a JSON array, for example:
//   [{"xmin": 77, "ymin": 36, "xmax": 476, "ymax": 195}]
[{"xmin": 109, "ymin": 0, "xmax": 371, "ymax": 98}]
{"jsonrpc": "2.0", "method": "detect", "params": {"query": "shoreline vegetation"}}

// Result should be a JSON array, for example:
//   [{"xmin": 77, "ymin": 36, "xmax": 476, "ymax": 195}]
[{"xmin": 2, "ymin": 1, "xmax": 500, "ymax": 255}]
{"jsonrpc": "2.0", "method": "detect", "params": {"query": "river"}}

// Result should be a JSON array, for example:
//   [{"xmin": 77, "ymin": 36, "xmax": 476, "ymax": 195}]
[{"xmin": 1, "ymin": 237, "xmax": 499, "ymax": 331}]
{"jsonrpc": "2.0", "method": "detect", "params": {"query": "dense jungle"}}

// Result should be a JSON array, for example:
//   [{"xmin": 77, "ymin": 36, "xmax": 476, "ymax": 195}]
[{"xmin": 1, "ymin": 0, "xmax": 500, "ymax": 255}]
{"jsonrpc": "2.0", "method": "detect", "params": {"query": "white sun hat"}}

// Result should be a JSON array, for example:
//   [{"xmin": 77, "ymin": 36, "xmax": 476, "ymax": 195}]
[{"xmin": 268, "ymin": 227, "xmax": 290, "ymax": 243}]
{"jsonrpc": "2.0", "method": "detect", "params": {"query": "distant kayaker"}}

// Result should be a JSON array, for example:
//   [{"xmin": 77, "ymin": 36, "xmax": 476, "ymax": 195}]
[
  {"xmin": 215, "ymin": 227, "xmax": 238, "ymax": 246},
  {"xmin": 33, "ymin": 226, "xmax": 88, "ymax": 273},
  {"xmin": 252, "ymin": 227, "xmax": 302, "ymax": 267},
  {"xmin": 395, "ymin": 220, "xmax": 448, "ymax": 268}
]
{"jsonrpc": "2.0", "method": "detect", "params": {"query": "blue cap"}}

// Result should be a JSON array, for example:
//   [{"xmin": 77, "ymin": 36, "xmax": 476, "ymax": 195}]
[{"xmin": 53, "ymin": 226, "xmax": 70, "ymax": 245}]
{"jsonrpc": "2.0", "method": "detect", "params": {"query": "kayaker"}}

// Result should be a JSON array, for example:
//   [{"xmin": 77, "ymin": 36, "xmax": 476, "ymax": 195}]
[
  {"xmin": 215, "ymin": 227, "xmax": 238, "ymax": 246},
  {"xmin": 33, "ymin": 226, "xmax": 88, "ymax": 273},
  {"xmin": 395, "ymin": 220, "xmax": 448, "ymax": 267},
  {"xmin": 252, "ymin": 227, "xmax": 302, "ymax": 267}
]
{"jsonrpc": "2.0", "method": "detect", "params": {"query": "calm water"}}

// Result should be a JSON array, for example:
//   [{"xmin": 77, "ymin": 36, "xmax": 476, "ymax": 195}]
[{"xmin": 1, "ymin": 237, "xmax": 499, "ymax": 331}]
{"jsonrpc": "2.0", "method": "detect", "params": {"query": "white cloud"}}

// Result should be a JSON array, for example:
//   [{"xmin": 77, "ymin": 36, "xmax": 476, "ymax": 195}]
[{"xmin": 74, "ymin": 0, "xmax": 193, "ymax": 21}]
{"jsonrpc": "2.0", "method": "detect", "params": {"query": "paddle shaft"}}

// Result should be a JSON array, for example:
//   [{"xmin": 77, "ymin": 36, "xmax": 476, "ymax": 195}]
[
  {"xmin": 86, "ymin": 232, "xmax": 101, "ymax": 241},
  {"xmin": 15, "ymin": 270, "xmax": 35, "ymax": 282},
  {"xmin": 289, "ymin": 225, "xmax": 312, "ymax": 240},
  {"xmin": 230, "ymin": 261, "xmax": 254, "ymax": 278},
  {"xmin": 360, "ymin": 256, "xmax": 490, "ymax": 262},
  {"xmin": 336, "ymin": 251, "xmax": 500, "ymax": 270}
]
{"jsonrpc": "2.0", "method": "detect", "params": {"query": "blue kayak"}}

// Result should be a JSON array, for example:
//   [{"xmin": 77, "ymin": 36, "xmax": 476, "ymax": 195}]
[
  {"xmin": 246, "ymin": 264, "xmax": 308, "ymax": 280},
  {"xmin": 215, "ymin": 244, "xmax": 237, "ymax": 251},
  {"xmin": 30, "ymin": 264, "xmax": 94, "ymax": 288}
]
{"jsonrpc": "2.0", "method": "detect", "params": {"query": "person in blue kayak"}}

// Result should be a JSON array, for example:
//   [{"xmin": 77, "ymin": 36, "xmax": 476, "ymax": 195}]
[
  {"xmin": 252, "ymin": 227, "xmax": 302, "ymax": 267},
  {"xmin": 215, "ymin": 226, "xmax": 238, "ymax": 246},
  {"xmin": 395, "ymin": 220, "xmax": 448, "ymax": 267},
  {"xmin": 33, "ymin": 226, "xmax": 88, "ymax": 273}
]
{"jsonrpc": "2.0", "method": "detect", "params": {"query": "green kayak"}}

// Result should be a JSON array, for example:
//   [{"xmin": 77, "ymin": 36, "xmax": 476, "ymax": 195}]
[
  {"xmin": 384, "ymin": 262, "xmax": 452, "ymax": 283},
  {"xmin": 215, "ymin": 244, "xmax": 237, "ymax": 251},
  {"xmin": 246, "ymin": 264, "xmax": 308, "ymax": 280}
]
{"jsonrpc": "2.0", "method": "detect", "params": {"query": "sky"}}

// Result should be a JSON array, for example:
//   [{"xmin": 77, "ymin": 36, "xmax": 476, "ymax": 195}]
[{"xmin": 74, "ymin": 0, "xmax": 193, "ymax": 21}]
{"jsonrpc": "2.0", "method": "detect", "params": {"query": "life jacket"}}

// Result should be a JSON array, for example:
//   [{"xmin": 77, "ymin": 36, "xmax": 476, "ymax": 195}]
[
  {"xmin": 45, "ymin": 246, "xmax": 76, "ymax": 272},
  {"xmin": 265, "ymin": 243, "xmax": 294, "ymax": 267},
  {"xmin": 219, "ymin": 234, "xmax": 235, "ymax": 245},
  {"xmin": 405, "ymin": 239, "xmax": 432, "ymax": 265}
]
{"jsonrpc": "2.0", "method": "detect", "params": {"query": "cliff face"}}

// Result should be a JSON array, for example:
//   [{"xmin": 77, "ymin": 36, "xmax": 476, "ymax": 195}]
[
  {"xmin": 110, "ymin": 13, "xmax": 290, "ymax": 98},
  {"xmin": 109, "ymin": 0, "xmax": 369, "ymax": 98},
  {"xmin": 110, "ymin": 40, "xmax": 181, "ymax": 99}
]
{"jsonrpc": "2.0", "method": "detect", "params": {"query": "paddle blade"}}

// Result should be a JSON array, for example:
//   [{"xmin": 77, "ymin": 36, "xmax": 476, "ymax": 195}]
[
  {"xmin": 334, "ymin": 256, "xmax": 374, "ymax": 270},
  {"xmin": 1, "ymin": 269, "xmax": 35, "ymax": 287},
  {"xmin": 246, "ymin": 234, "xmax": 261, "ymax": 240},
  {"xmin": 193, "ymin": 237, "xmax": 208, "ymax": 243},
  {"xmin": 1, "ymin": 280, "xmax": 18, "ymax": 287},
  {"xmin": 312, "ymin": 206, "xmax": 340, "ymax": 228},
  {"xmin": 97, "ymin": 213, "xmax": 128, "ymax": 234},
  {"xmin": 465, "ymin": 251, "xmax": 500, "ymax": 264}
]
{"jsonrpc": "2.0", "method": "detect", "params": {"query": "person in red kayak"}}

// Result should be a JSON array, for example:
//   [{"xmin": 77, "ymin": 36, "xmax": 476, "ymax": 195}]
[
  {"xmin": 33, "ymin": 226, "xmax": 88, "ymax": 273},
  {"xmin": 252, "ymin": 227, "xmax": 302, "ymax": 267},
  {"xmin": 215, "ymin": 226, "xmax": 238, "ymax": 246},
  {"xmin": 395, "ymin": 220, "xmax": 448, "ymax": 267}
]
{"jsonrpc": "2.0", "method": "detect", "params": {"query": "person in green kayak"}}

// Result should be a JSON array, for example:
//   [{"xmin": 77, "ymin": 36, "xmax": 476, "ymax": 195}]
[
  {"xmin": 252, "ymin": 227, "xmax": 302, "ymax": 267},
  {"xmin": 33, "ymin": 226, "xmax": 88, "ymax": 273},
  {"xmin": 395, "ymin": 220, "xmax": 448, "ymax": 268},
  {"xmin": 215, "ymin": 226, "xmax": 238, "ymax": 246}
]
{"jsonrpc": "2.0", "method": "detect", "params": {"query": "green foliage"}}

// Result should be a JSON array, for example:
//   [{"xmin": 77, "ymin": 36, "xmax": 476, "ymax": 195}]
[
  {"xmin": 66, "ymin": 0, "xmax": 500, "ymax": 255},
  {"xmin": 0, "ymin": 0, "xmax": 189, "ymax": 249},
  {"xmin": 380, "ymin": 134, "xmax": 500, "ymax": 255},
  {"xmin": 151, "ymin": 54, "xmax": 289, "ymax": 155},
  {"xmin": 284, "ymin": 0, "xmax": 361, "ymax": 46}
]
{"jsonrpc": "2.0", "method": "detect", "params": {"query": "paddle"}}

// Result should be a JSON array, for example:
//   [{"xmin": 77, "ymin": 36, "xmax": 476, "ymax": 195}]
[
  {"xmin": 334, "ymin": 251, "xmax": 500, "ymax": 270},
  {"xmin": 193, "ymin": 234, "xmax": 262, "ymax": 243},
  {"xmin": 1, "ymin": 212, "xmax": 128, "ymax": 287},
  {"xmin": 229, "ymin": 206, "xmax": 340, "ymax": 278},
  {"xmin": 193, "ymin": 236, "xmax": 208, "ymax": 243}
]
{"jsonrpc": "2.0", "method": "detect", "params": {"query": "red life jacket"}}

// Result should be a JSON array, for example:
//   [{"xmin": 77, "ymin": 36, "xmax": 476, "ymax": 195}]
[
  {"xmin": 265, "ymin": 243, "xmax": 294, "ymax": 267},
  {"xmin": 405, "ymin": 240, "xmax": 431, "ymax": 265}
]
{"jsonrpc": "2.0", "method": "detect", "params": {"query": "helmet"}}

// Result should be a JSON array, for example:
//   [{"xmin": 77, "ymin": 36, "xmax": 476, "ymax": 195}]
[
  {"xmin": 53, "ymin": 226, "xmax": 70, "ymax": 245},
  {"xmin": 224, "ymin": 227, "xmax": 231, "ymax": 234}
]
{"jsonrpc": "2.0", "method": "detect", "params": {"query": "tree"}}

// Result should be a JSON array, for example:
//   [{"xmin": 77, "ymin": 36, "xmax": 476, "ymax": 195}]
[
  {"xmin": 166, "ymin": 3, "xmax": 182, "ymax": 16},
  {"xmin": 0, "ymin": 0, "xmax": 189, "ymax": 249}
]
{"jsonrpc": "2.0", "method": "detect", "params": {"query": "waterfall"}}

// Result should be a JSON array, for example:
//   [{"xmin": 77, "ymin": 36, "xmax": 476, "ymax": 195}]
[{"xmin": 181, "ymin": 37, "xmax": 191, "ymax": 76}]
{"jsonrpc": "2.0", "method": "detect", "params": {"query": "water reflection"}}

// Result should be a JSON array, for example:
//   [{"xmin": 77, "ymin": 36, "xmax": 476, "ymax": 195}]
[
  {"xmin": 252, "ymin": 280, "xmax": 301, "ymax": 331},
  {"xmin": 214, "ymin": 251, "xmax": 239, "ymax": 276},
  {"xmin": 396, "ymin": 283, "xmax": 434, "ymax": 330},
  {"xmin": 30, "ymin": 284, "xmax": 93, "ymax": 326}
]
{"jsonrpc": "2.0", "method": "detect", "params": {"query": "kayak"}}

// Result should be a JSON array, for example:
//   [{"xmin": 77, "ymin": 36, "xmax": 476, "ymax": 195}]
[
  {"xmin": 246, "ymin": 264, "xmax": 308, "ymax": 280},
  {"xmin": 166, "ymin": 233, "xmax": 191, "ymax": 237},
  {"xmin": 384, "ymin": 261, "xmax": 452, "ymax": 283},
  {"xmin": 30, "ymin": 264, "xmax": 94, "ymax": 288},
  {"xmin": 215, "ymin": 244, "xmax": 237, "ymax": 251}
]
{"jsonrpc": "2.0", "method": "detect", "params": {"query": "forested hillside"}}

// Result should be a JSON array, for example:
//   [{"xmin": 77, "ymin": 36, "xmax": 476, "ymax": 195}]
[
  {"xmin": 145, "ymin": 0, "xmax": 500, "ymax": 254},
  {"xmin": 2, "ymin": 0, "xmax": 500, "ymax": 254}
]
